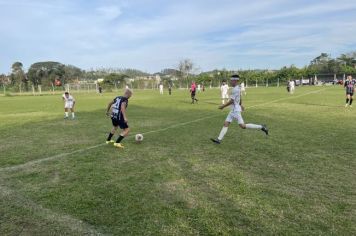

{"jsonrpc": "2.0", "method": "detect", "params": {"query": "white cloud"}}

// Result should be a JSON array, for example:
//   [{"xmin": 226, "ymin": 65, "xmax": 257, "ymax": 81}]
[{"xmin": 0, "ymin": 0, "xmax": 355, "ymax": 73}]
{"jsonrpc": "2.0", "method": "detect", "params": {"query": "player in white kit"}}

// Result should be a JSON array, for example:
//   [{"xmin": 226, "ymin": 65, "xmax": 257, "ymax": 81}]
[
  {"xmin": 290, "ymin": 80, "xmax": 295, "ymax": 94},
  {"xmin": 211, "ymin": 75, "xmax": 268, "ymax": 144},
  {"xmin": 220, "ymin": 81, "xmax": 229, "ymax": 104},
  {"xmin": 62, "ymin": 92, "xmax": 76, "ymax": 119},
  {"xmin": 159, "ymin": 83, "xmax": 164, "ymax": 95},
  {"xmin": 241, "ymin": 82, "xmax": 246, "ymax": 95}
]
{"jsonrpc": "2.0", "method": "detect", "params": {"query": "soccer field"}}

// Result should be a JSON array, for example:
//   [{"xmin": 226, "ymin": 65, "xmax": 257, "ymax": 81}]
[{"xmin": 0, "ymin": 86, "xmax": 355, "ymax": 235}]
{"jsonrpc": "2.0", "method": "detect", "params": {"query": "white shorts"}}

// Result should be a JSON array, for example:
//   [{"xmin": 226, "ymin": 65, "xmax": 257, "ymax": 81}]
[
  {"xmin": 226, "ymin": 111, "xmax": 244, "ymax": 124},
  {"xmin": 65, "ymin": 103, "xmax": 73, "ymax": 109},
  {"xmin": 222, "ymin": 93, "xmax": 229, "ymax": 99}
]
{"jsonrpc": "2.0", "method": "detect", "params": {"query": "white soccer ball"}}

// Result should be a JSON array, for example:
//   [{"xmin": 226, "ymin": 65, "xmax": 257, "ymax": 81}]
[{"xmin": 135, "ymin": 134, "xmax": 143, "ymax": 142}]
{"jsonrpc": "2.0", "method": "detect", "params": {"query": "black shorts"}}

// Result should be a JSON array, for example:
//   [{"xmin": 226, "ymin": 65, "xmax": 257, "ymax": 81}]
[
  {"xmin": 111, "ymin": 117, "xmax": 129, "ymax": 129},
  {"xmin": 191, "ymin": 91, "xmax": 196, "ymax": 96},
  {"xmin": 346, "ymin": 92, "xmax": 354, "ymax": 96}
]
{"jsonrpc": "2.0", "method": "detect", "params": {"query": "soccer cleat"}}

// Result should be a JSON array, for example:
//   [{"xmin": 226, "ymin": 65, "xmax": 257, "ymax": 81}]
[
  {"xmin": 106, "ymin": 140, "xmax": 115, "ymax": 144},
  {"xmin": 350, "ymin": 105, "xmax": 353, "ymax": 108},
  {"xmin": 261, "ymin": 125, "xmax": 269, "ymax": 135},
  {"xmin": 345, "ymin": 104, "xmax": 348, "ymax": 108},
  {"xmin": 114, "ymin": 143, "xmax": 124, "ymax": 149},
  {"xmin": 210, "ymin": 138, "xmax": 221, "ymax": 144},
  {"xmin": 64, "ymin": 116, "xmax": 68, "ymax": 119}
]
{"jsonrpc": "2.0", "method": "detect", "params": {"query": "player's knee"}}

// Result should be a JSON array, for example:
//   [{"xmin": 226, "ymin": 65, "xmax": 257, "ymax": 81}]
[{"xmin": 239, "ymin": 124, "xmax": 246, "ymax": 129}]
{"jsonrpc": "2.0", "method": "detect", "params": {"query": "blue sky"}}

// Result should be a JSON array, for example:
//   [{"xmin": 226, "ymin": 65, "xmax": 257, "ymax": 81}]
[{"xmin": 0, "ymin": 0, "xmax": 355, "ymax": 74}]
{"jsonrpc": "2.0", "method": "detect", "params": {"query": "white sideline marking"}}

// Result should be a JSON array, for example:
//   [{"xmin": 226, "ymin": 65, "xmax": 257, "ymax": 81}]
[
  {"xmin": 0, "ymin": 88, "xmax": 326, "ymax": 173},
  {"xmin": 0, "ymin": 183, "xmax": 106, "ymax": 235}
]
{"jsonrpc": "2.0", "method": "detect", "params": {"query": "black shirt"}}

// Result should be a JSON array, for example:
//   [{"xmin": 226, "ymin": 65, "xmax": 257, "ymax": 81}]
[{"xmin": 111, "ymin": 96, "xmax": 128, "ymax": 120}]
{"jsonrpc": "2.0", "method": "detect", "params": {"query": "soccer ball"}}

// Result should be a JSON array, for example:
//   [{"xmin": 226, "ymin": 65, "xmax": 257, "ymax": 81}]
[{"xmin": 135, "ymin": 134, "xmax": 143, "ymax": 142}]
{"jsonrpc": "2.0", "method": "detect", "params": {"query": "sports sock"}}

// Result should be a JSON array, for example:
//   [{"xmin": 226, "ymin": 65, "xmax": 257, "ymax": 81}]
[
  {"xmin": 107, "ymin": 133, "xmax": 114, "ymax": 141},
  {"xmin": 350, "ymin": 98, "xmax": 353, "ymax": 105},
  {"xmin": 72, "ymin": 112, "xmax": 75, "ymax": 118},
  {"xmin": 65, "ymin": 112, "xmax": 68, "ymax": 117},
  {"xmin": 222, "ymin": 100, "xmax": 225, "ymax": 105},
  {"xmin": 116, "ymin": 135, "xmax": 125, "ymax": 143},
  {"xmin": 346, "ymin": 98, "xmax": 349, "ymax": 104},
  {"xmin": 218, "ymin": 127, "xmax": 228, "ymax": 140},
  {"xmin": 246, "ymin": 124, "xmax": 262, "ymax": 129}
]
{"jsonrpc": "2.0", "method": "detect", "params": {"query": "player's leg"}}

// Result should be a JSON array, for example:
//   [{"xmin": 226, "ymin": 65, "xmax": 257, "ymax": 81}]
[
  {"xmin": 346, "ymin": 94, "xmax": 350, "ymax": 107},
  {"xmin": 350, "ymin": 94, "xmax": 353, "ymax": 107},
  {"xmin": 64, "ymin": 108, "xmax": 69, "ymax": 118},
  {"xmin": 114, "ymin": 121, "xmax": 129, "ymax": 148},
  {"xmin": 106, "ymin": 125, "xmax": 118, "ymax": 144},
  {"xmin": 237, "ymin": 113, "xmax": 268, "ymax": 135},
  {"xmin": 211, "ymin": 113, "xmax": 232, "ymax": 144},
  {"xmin": 70, "ymin": 107, "xmax": 75, "ymax": 119}
]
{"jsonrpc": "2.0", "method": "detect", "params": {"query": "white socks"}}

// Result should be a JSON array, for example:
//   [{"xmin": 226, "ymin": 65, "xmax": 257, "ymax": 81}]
[
  {"xmin": 218, "ymin": 126, "xmax": 228, "ymax": 140},
  {"xmin": 65, "ymin": 112, "xmax": 68, "ymax": 117},
  {"xmin": 72, "ymin": 112, "xmax": 75, "ymax": 118},
  {"xmin": 246, "ymin": 124, "xmax": 262, "ymax": 129}
]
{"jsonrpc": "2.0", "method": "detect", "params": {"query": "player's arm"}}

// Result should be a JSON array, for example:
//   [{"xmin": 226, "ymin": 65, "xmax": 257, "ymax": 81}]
[
  {"xmin": 219, "ymin": 99, "xmax": 233, "ymax": 109},
  {"xmin": 240, "ymin": 94, "xmax": 245, "ymax": 111},
  {"xmin": 106, "ymin": 100, "xmax": 114, "ymax": 116},
  {"xmin": 72, "ymin": 99, "xmax": 76, "ymax": 108},
  {"xmin": 121, "ymin": 102, "xmax": 128, "ymax": 123}
]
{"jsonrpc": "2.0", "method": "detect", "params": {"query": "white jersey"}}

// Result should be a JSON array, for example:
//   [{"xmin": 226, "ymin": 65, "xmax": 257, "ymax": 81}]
[
  {"xmin": 221, "ymin": 84, "xmax": 229, "ymax": 94},
  {"xmin": 63, "ymin": 94, "xmax": 75, "ymax": 108},
  {"xmin": 230, "ymin": 85, "xmax": 241, "ymax": 112},
  {"xmin": 241, "ymin": 82, "xmax": 245, "ymax": 90}
]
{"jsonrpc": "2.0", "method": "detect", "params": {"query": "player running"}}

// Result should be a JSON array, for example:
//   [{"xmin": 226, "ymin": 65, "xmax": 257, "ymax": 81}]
[
  {"xmin": 221, "ymin": 81, "xmax": 229, "ymax": 104},
  {"xmin": 62, "ymin": 92, "xmax": 75, "ymax": 119},
  {"xmin": 344, "ymin": 75, "xmax": 355, "ymax": 107},
  {"xmin": 106, "ymin": 89, "xmax": 132, "ymax": 149},
  {"xmin": 211, "ymin": 75, "xmax": 268, "ymax": 144}
]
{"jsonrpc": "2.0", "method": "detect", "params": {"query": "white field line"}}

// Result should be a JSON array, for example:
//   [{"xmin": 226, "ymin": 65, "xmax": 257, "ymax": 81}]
[
  {"xmin": 0, "ymin": 88, "xmax": 326, "ymax": 173},
  {"xmin": 0, "ymin": 183, "xmax": 106, "ymax": 235}
]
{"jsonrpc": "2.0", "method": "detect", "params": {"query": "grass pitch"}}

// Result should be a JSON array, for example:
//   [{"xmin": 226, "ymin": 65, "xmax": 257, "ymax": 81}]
[{"xmin": 0, "ymin": 86, "xmax": 355, "ymax": 235}]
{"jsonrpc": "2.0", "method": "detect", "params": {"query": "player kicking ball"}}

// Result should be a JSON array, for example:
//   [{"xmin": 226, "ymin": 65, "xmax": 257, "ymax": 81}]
[
  {"xmin": 211, "ymin": 75, "xmax": 268, "ymax": 144},
  {"xmin": 106, "ymin": 89, "xmax": 132, "ymax": 149},
  {"xmin": 62, "ymin": 92, "xmax": 75, "ymax": 119}
]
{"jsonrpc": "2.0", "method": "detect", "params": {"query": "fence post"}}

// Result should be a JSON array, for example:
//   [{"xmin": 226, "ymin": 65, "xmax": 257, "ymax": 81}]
[
  {"xmin": 255, "ymin": 79, "xmax": 257, "ymax": 87},
  {"xmin": 32, "ymin": 85, "xmax": 35, "ymax": 96},
  {"xmin": 3, "ymin": 84, "xmax": 5, "ymax": 95},
  {"xmin": 277, "ymin": 78, "xmax": 279, "ymax": 87}
]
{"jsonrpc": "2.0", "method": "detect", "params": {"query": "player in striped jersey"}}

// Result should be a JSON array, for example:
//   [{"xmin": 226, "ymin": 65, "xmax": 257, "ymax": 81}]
[
  {"xmin": 344, "ymin": 75, "xmax": 355, "ymax": 108},
  {"xmin": 106, "ymin": 89, "xmax": 132, "ymax": 149}
]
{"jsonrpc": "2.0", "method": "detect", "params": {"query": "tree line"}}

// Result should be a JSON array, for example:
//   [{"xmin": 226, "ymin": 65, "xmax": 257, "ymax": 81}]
[{"xmin": 1, "ymin": 51, "xmax": 355, "ymax": 92}]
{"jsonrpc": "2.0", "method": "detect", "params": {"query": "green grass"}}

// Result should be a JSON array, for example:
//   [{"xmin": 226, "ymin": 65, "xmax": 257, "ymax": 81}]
[{"xmin": 0, "ymin": 86, "xmax": 355, "ymax": 235}]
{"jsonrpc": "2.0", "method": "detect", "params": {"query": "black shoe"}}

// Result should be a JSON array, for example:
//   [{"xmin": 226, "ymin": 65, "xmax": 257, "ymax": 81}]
[
  {"xmin": 210, "ymin": 138, "xmax": 221, "ymax": 144},
  {"xmin": 261, "ymin": 125, "xmax": 269, "ymax": 135}
]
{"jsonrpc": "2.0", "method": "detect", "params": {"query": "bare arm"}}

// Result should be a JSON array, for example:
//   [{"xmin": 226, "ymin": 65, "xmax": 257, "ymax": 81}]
[
  {"xmin": 219, "ymin": 99, "xmax": 234, "ymax": 110},
  {"xmin": 106, "ymin": 101, "xmax": 114, "ymax": 116},
  {"xmin": 121, "ymin": 102, "xmax": 128, "ymax": 122}
]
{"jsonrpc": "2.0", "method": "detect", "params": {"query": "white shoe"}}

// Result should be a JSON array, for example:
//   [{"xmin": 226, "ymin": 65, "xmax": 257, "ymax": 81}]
[{"xmin": 345, "ymin": 104, "xmax": 348, "ymax": 108}]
